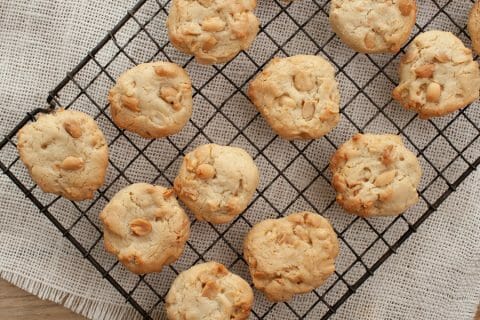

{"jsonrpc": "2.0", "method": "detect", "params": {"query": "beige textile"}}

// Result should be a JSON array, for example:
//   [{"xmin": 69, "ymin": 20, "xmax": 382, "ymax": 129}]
[{"xmin": 0, "ymin": 1, "xmax": 479, "ymax": 319}]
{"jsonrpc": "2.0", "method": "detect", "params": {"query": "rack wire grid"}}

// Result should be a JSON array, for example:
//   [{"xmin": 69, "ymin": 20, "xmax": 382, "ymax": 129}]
[{"xmin": 1, "ymin": 0, "xmax": 480, "ymax": 319}]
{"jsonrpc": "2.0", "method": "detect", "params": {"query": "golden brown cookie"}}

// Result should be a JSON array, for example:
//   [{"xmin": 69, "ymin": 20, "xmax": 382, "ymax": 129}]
[
  {"xmin": 248, "ymin": 55, "xmax": 340, "ymax": 140},
  {"xmin": 167, "ymin": 0, "xmax": 260, "ymax": 64},
  {"xmin": 329, "ymin": 0, "xmax": 416, "ymax": 53},
  {"xmin": 393, "ymin": 30, "xmax": 480, "ymax": 119},
  {"xmin": 17, "ymin": 109, "xmax": 108, "ymax": 201},
  {"xmin": 165, "ymin": 262, "xmax": 254, "ymax": 320},
  {"xmin": 109, "ymin": 61, "xmax": 192, "ymax": 138},
  {"xmin": 330, "ymin": 133, "xmax": 422, "ymax": 217},
  {"xmin": 100, "ymin": 183, "xmax": 190, "ymax": 274},
  {"xmin": 174, "ymin": 144, "xmax": 259, "ymax": 224},
  {"xmin": 468, "ymin": 0, "xmax": 480, "ymax": 55},
  {"xmin": 243, "ymin": 212, "xmax": 339, "ymax": 302}
]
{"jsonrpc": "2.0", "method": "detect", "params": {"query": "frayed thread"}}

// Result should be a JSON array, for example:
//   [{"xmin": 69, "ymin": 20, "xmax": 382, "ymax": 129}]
[{"xmin": 1, "ymin": 270, "xmax": 141, "ymax": 320}]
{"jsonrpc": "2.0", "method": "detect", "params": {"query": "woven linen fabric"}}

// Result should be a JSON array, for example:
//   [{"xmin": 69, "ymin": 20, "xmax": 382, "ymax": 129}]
[{"xmin": 0, "ymin": 0, "xmax": 479, "ymax": 319}]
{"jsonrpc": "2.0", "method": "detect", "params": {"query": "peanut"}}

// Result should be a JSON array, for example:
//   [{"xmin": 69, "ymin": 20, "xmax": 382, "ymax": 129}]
[
  {"xmin": 434, "ymin": 53, "xmax": 450, "ymax": 63},
  {"xmin": 415, "ymin": 64, "xmax": 435, "ymax": 78},
  {"xmin": 381, "ymin": 145, "xmax": 395, "ymax": 165},
  {"xmin": 276, "ymin": 233, "xmax": 294, "ymax": 245},
  {"xmin": 302, "ymin": 100, "xmax": 316, "ymax": 121},
  {"xmin": 278, "ymin": 95, "xmax": 296, "ymax": 109},
  {"xmin": 294, "ymin": 72, "xmax": 315, "ymax": 92},
  {"xmin": 198, "ymin": 0, "xmax": 213, "ymax": 7},
  {"xmin": 160, "ymin": 87, "xmax": 178, "ymax": 103},
  {"xmin": 201, "ymin": 17, "xmax": 226, "ymax": 32},
  {"xmin": 401, "ymin": 49, "xmax": 418, "ymax": 64},
  {"xmin": 231, "ymin": 21, "xmax": 248, "ymax": 39},
  {"xmin": 374, "ymin": 170, "xmax": 396, "ymax": 187},
  {"xmin": 293, "ymin": 225, "xmax": 310, "ymax": 243},
  {"xmin": 452, "ymin": 52, "xmax": 471, "ymax": 64},
  {"xmin": 305, "ymin": 214, "xmax": 322, "ymax": 227},
  {"xmin": 201, "ymin": 35, "xmax": 218, "ymax": 51},
  {"xmin": 364, "ymin": 32, "xmax": 376, "ymax": 50},
  {"xmin": 201, "ymin": 280, "xmax": 220, "ymax": 299},
  {"xmin": 121, "ymin": 95, "xmax": 140, "ymax": 112},
  {"xmin": 60, "ymin": 156, "xmax": 84, "ymax": 171},
  {"xmin": 398, "ymin": 0, "xmax": 413, "ymax": 16},
  {"xmin": 154, "ymin": 64, "xmax": 177, "ymax": 77},
  {"xmin": 215, "ymin": 263, "xmax": 228, "ymax": 276},
  {"xmin": 287, "ymin": 213, "xmax": 304, "ymax": 224},
  {"xmin": 63, "ymin": 120, "xmax": 82, "ymax": 138},
  {"xmin": 426, "ymin": 82, "xmax": 441, "ymax": 103},
  {"xmin": 130, "ymin": 218, "xmax": 152, "ymax": 236},
  {"xmin": 163, "ymin": 188, "xmax": 174, "ymax": 198},
  {"xmin": 196, "ymin": 163, "xmax": 216, "ymax": 179},
  {"xmin": 182, "ymin": 23, "xmax": 202, "ymax": 35}
]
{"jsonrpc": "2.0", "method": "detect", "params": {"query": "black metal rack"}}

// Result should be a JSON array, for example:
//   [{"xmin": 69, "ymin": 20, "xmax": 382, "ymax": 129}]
[{"xmin": 1, "ymin": 0, "xmax": 479, "ymax": 319}]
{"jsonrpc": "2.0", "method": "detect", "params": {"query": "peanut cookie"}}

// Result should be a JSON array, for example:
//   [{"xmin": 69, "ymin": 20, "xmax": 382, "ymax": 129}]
[
  {"xmin": 243, "ymin": 212, "xmax": 339, "ymax": 302},
  {"xmin": 329, "ymin": 0, "xmax": 416, "ymax": 53},
  {"xmin": 167, "ymin": 0, "xmax": 260, "ymax": 64},
  {"xmin": 330, "ymin": 133, "xmax": 421, "ymax": 217},
  {"xmin": 393, "ymin": 30, "xmax": 480, "ymax": 119},
  {"xmin": 109, "ymin": 61, "xmax": 192, "ymax": 138},
  {"xmin": 468, "ymin": 0, "xmax": 480, "ymax": 55},
  {"xmin": 165, "ymin": 262, "xmax": 253, "ymax": 320},
  {"xmin": 100, "ymin": 183, "xmax": 190, "ymax": 274},
  {"xmin": 248, "ymin": 55, "xmax": 340, "ymax": 140},
  {"xmin": 17, "ymin": 109, "xmax": 108, "ymax": 201},
  {"xmin": 174, "ymin": 144, "xmax": 259, "ymax": 224}
]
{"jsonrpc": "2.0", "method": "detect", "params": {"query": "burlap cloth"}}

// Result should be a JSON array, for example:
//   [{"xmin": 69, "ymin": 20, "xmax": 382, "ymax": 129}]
[{"xmin": 1, "ymin": 1, "xmax": 479, "ymax": 319}]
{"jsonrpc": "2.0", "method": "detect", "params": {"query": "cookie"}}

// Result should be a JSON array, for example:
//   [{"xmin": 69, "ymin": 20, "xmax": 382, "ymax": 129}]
[
  {"xmin": 329, "ymin": 0, "xmax": 416, "ymax": 53},
  {"xmin": 468, "ymin": 0, "xmax": 480, "ymax": 55},
  {"xmin": 330, "ymin": 133, "xmax": 421, "ymax": 217},
  {"xmin": 167, "ymin": 0, "xmax": 260, "ymax": 64},
  {"xmin": 393, "ymin": 30, "xmax": 480, "ymax": 119},
  {"xmin": 243, "ymin": 212, "xmax": 339, "ymax": 302},
  {"xmin": 165, "ymin": 262, "xmax": 253, "ymax": 320},
  {"xmin": 174, "ymin": 144, "xmax": 259, "ymax": 224},
  {"xmin": 100, "ymin": 183, "xmax": 190, "ymax": 274},
  {"xmin": 17, "ymin": 109, "xmax": 108, "ymax": 201},
  {"xmin": 109, "ymin": 61, "xmax": 192, "ymax": 138},
  {"xmin": 248, "ymin": 55, "xmax": 340, "ymax": 140}
]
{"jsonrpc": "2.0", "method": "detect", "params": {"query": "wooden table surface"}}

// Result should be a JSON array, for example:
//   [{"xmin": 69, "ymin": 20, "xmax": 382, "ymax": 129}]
[
  {"xmin": 0, "ymin": 278, "xmax": 478, "ymax": 320},
  {"xmin": 0, "ymin": 279, "xmax": 84, "ymax": 320}
]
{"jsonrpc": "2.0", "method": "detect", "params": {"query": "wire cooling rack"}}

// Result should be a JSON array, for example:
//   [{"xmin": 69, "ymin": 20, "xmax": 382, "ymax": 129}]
[{"xmin": 1, "ymin": 0, "xmax": 480, "ymax": 319}]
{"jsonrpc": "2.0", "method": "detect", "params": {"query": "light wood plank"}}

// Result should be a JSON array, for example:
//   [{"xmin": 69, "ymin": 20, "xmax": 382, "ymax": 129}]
[
  {"xmin": 0, "ymin": 279, "xmax": 84, "ymax": 320},
  {"xmin": 0, "ymin": 278, "xmax": 479, "ymax": 319}
]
